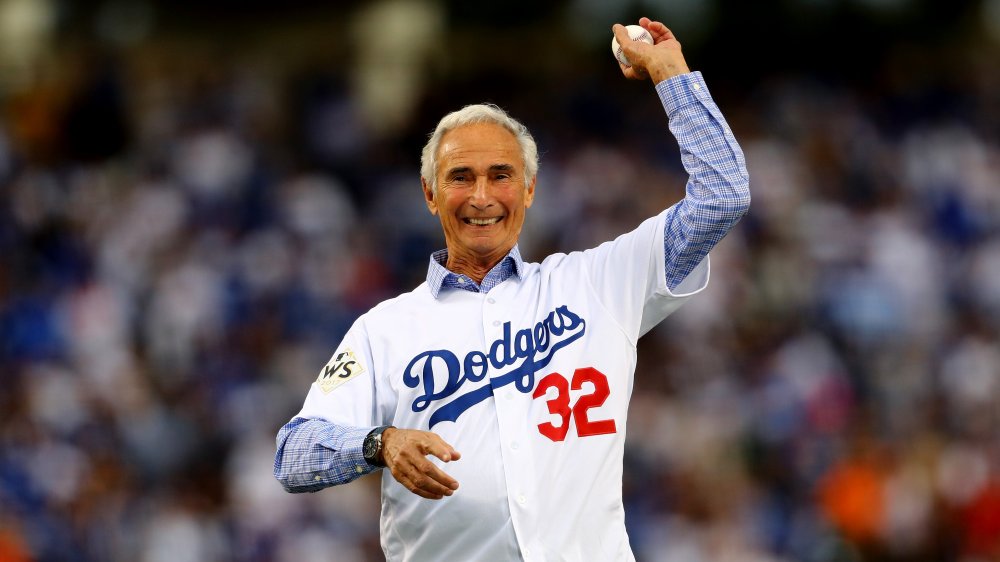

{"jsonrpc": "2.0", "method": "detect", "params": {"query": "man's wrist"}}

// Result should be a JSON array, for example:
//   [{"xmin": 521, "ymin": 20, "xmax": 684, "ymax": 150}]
[
  {"xmin": 648, "ymin": 59, "xmax": 690, "ymax": 85},
  {"xmin": 363, "ymin": 425, "xmax": 394, "ymax": 467}
]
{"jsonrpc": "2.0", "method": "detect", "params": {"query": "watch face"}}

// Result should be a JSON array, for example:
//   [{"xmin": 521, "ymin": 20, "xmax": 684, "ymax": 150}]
[{"xmin": 364, "ymin": 427, "xmax": 387, "ymax": 466}]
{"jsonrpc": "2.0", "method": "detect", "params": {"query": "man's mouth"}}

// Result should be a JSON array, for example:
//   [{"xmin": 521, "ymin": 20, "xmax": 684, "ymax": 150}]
[{"xmin": 463, "ymin": 217, "xmax": 502, "ymax": 226}]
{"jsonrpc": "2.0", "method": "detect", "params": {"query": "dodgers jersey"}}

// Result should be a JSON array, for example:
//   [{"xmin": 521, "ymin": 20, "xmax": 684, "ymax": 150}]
[
  {"xmin": 298, "ymin": 212, "xmax": 709, "ymax": 561},
  {"xmin": 276, "ymin": 72, "xmax": 750, "ymax": 561}
]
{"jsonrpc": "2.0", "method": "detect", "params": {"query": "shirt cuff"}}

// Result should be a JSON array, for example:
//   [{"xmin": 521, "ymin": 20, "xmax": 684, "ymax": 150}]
[
  {"xmin": 654, "ymin": 71, "xmax": 710, "ymax": 116},
  {"xmin": 320, "ymin": 424, "xmax": 378, "ymax": 479}
]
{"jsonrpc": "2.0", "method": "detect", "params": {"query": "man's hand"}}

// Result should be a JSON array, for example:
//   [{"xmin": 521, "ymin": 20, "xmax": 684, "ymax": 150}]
[
  {"xmin": 612, "ymin": 17, "xmax": 690, "ymax": 83},
  {"xmin": 381, "ymin": 427, "xmax": 461, "ymax": 500}
]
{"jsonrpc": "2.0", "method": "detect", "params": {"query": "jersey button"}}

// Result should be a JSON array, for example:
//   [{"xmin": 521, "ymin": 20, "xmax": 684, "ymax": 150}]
[
  {"xmin": 510, "ymin": 441, "xmax": 519, "ymax": 450},
  {"xmin": 517, "ymin": 494, "xmax": 527, "ymax": 505},
  {"xmin": 492, "ymin": 320, "xmax": 500, "ymax": 327},
  {"xmin": 487, "ymin": 297, "xmax": 495, "ymax": 304}
]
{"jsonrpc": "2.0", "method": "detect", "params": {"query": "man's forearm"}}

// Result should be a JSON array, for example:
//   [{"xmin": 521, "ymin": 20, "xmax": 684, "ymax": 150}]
[{"xmin": 273, "ymin": 417, "xmax": 377, "ymax": 492}]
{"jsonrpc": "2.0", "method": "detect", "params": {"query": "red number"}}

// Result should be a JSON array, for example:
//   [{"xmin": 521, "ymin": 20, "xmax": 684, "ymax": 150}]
[
  {"xmin": 532, "ymin": 367, "xmax": 617, "ymax": 441},
  {"xmin": 571, "ymin": 367, "xmax": 618, "ymax": 436},
  {"xmin": 533, "ymin": 373, "xmax": 571, "ymax": 441}
]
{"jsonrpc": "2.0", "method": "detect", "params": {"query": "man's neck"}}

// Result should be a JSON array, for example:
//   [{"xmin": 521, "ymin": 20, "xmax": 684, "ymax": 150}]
[{"xmin": 445, "ymin": 247, "xmax": 512, "ymax": 284}]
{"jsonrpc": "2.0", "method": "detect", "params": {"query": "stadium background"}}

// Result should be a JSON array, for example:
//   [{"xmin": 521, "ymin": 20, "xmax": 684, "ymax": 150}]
[{"xmin": 1, "ymin": 0, "xmax": 999, "ymax": 560}]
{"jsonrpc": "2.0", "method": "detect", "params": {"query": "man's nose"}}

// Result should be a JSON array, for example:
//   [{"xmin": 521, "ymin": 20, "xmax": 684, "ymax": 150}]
[{"xmin": 470, "ymin": 176, "xmax": 492, "ymax": 208}]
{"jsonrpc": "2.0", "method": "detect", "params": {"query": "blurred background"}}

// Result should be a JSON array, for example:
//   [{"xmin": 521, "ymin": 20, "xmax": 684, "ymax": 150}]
[{"xmin": 1, "ymin": 0, "xmax": 999, "ymax": 560}]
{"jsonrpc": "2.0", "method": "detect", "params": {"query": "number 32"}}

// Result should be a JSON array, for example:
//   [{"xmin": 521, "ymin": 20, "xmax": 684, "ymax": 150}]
[{"xmin": 532, "ymin": 367, "xmax": 617, "ymax": 442}]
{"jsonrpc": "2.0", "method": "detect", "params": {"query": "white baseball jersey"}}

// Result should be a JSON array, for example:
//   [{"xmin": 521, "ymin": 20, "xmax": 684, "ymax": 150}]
[{"xmin": 293, "ymin": 208, "xmax": 710, "ymax": 561}]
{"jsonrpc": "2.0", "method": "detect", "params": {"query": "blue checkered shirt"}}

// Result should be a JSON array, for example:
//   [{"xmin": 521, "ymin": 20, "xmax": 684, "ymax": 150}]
[{"xmin": 274, "ymin": 71, "xmax": 749, "ymax": 492}]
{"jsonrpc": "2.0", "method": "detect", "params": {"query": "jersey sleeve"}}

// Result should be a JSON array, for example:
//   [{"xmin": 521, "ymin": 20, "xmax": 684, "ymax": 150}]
[
  {"xmin": 295, "ymin": 316, "xmax": 393, "ymax": 426},
  {"xmin": 580, "ymin": 209, "xmax": 710, "ymax": 343},
  {"xmin": 274, "ymin": 316, "xmax": 397, "ymax": 492}
]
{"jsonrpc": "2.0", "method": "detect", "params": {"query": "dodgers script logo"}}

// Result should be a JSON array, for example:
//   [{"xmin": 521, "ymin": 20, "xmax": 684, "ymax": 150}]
[{"xmin": 403, "ymin": 305, "xmax": 586, "ymax": 428}]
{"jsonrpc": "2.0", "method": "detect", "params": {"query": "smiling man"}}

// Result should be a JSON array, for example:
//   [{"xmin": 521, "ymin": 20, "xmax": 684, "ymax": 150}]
[
  {"xmin": 275, "ymin": 17, "xmax": 750, "ymax": 562},
  {"xmin": 424, "ymin": 120, "xmax": 536, "ymax": 281}
]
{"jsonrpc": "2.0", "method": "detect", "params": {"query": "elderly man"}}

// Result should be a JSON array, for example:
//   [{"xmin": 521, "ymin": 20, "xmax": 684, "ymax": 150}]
[{"xmin": 275, "ymin": 17, "xmax": 750, "ymax": 561}]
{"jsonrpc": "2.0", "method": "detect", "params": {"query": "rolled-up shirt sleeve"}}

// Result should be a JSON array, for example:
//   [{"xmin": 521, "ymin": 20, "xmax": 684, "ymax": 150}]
[
  {"xmin": 274, "ymin": 418, "xmax": 376, "ymax": 493},
  {"xmin": 656, "ymin": 71, "xmax": 751, "ymax": 291}
]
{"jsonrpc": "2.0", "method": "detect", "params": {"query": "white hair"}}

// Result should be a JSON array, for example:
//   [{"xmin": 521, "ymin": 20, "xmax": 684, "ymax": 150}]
[{"xmin": 420, "ymin": 103, "xmax": 539, "ymax": 193}]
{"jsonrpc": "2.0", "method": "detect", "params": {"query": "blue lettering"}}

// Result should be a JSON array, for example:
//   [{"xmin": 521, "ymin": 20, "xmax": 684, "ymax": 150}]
[
  {"xmin": 534, "ymin": 322, "xmax": 549, "ymax": 352},
  {"xmin": 514, "ymin": 327, "xmax": 534, "ymax": 359},
  {"xmin": 463, "ymin": 351, "xmax": 488, "ymax": 382},
  {"xmin": 555, "ymin": 305, "xmax": 583, "ymax": 332},
  {"xmin": 404, "ymin": 305, "xmax": 588, "ymax": 428},
  {"xmin": 489, "ymin": 323, "xmax": 515, "ymax": 369},
  {"xmin": 403, "ymin": 350, "xmax": 462, "ymax": 412},
  {"xmin": 429, "ymin": 386, "xmax": 494, "ymax": 427}
]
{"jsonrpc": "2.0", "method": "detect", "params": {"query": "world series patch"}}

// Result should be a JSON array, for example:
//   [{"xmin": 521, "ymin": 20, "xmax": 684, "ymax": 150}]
[{"xmin": 317, "ymin": 349, "xmax": 366, "ymax": 393}]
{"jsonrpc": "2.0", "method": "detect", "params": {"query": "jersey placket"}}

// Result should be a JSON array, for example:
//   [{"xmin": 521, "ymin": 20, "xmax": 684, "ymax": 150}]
[{"xmin": 481, "ymin": 285, "xmax": 538, "ymax": 560}]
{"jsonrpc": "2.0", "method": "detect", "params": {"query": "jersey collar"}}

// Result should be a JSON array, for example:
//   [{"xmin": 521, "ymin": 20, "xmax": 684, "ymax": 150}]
[{"xmin": 426, "ymin": 245, "xmax": 525, "ymax": 299}]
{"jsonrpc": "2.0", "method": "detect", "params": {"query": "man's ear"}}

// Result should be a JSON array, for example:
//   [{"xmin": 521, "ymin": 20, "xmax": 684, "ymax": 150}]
[
  {"xmin": 422, "ymin": 177, "xmax": 438, "ymax": 215},
  {"xmin": 524, "ymin": 176, "xmax": 537, "ymax": 208}
]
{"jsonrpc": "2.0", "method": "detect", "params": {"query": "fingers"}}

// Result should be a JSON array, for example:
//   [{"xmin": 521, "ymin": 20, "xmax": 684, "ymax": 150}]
[
  {"xmin": 611, "ymin": 23, "xmax": 632, "ymax": 48},
  {"xmin": 420, "ymin": 433, "xmax": 461, "ymax": 462},
  {"xmin": 632, "ymin": 16, "xmax": 674, "ymax": 43},
  {"xmin": 382, "ymin": 428, "xmax": 461, "ymax": 500},
  {"xmin": 391, "ymin": 457, "xmax": 459, "ymax": 499},
  {"xmin": 429, "ymin": 444, "xmax": 462, "ymax": 462},
  {"xmin": 644, "ymin": 20, "xmax": 674, "ymax": 43}
]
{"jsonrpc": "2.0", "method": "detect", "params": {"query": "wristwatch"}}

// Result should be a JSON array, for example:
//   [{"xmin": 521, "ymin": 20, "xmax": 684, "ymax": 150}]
[{"xmin": 363, "ymin": 426, "xmax": 392, "ymax": 467}]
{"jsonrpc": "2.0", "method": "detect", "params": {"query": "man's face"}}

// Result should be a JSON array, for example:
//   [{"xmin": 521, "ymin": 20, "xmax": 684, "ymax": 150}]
[{"xmin": 423, "ymin": 122, "xmax": 535, "ymax": 267}]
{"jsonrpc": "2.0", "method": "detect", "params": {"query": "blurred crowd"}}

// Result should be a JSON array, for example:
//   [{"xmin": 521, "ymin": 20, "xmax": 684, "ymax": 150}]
[{"xmin": 2, "ymin": 1, "xmax": 1000, "ymax": 561}]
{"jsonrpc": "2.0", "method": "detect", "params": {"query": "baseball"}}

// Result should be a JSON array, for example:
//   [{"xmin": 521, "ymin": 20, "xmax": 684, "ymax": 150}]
[{"xmin": 611, "ymin": 24, "xmax": 654, "ymax": 67}]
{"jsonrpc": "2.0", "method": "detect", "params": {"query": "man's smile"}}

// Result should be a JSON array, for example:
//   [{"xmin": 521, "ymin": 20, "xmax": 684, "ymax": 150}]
[{"xmin": 463, "ymin": 217, "xmax": 503, "ymax": 226}]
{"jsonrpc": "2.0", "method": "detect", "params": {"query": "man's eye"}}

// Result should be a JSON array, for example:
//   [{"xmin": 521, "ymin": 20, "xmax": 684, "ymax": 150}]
[{"xmin": 452, "ymin": 175, "xmax": 466, "ymax": 182}]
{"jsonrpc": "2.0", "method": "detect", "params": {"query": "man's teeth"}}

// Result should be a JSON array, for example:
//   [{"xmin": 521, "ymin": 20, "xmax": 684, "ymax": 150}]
[{"xmin": 467, "ymin": 217, "xmax": 501, "ymax": 226}]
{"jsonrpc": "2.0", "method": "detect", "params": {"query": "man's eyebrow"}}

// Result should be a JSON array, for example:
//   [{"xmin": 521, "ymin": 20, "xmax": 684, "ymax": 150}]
[
  {"xmin": 445, "ymin": 164, "xmax": 516, "ymax": 176},
  {"xmin": 445, "ymin": 166, "xmax": 472, "ymax": 176}
]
